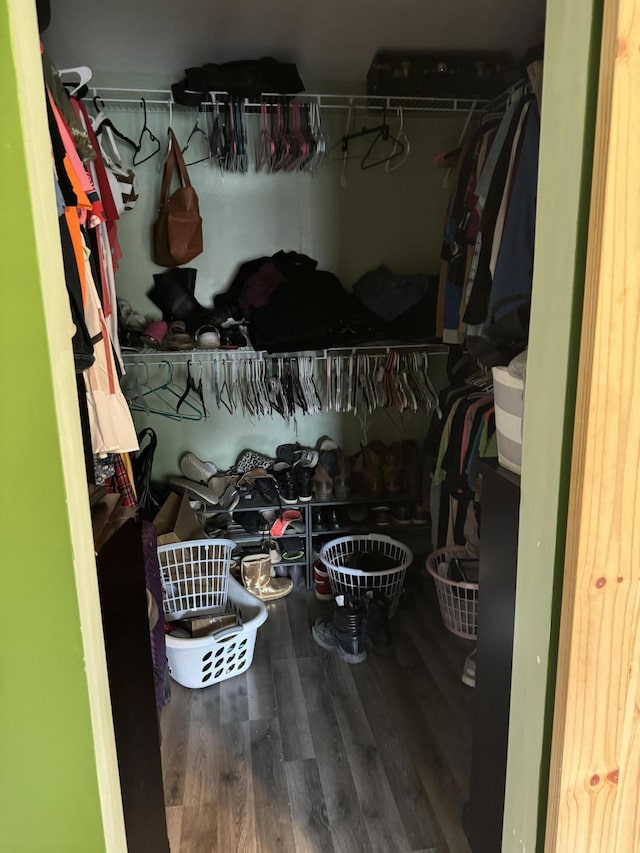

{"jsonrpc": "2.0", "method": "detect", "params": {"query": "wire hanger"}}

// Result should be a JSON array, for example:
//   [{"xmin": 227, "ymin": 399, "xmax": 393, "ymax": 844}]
[
  {"xmin": 182, "ymin": 109, "xmax": 212, "ymax": 166},
  {"xmin": 133, "ymin": 99, "xmax": 161, "ymax": 166},
  {"xmin": 92, "ymin": 97, "xmax": 140, "ymax": 152},
  {"xmin": 385, "ymin": 107, "xmax": 411, "ymax": 172}
]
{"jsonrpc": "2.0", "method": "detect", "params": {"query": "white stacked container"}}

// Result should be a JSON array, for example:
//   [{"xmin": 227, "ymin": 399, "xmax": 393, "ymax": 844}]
[{"xmin": 492, "ymin": 351, "xmax": 527, "ymax": 475}]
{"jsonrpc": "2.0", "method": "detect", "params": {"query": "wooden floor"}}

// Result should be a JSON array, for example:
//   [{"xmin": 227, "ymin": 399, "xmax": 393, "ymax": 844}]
[{"xmin": 160, "ymin": 562, "xmax": 475, "ymax": 853}]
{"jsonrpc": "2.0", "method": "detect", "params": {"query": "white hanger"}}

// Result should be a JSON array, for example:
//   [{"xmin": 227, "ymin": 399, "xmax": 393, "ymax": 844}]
[
  {"xmin": 58, "ymin": 66, "xmax": 92, "ymax": 95},
  {"xmin": 385, "ymin": 108, "xmax": 411, "ymax": 172}
]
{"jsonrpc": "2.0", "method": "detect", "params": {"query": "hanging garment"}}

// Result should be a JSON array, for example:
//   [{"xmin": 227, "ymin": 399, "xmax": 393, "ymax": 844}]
[{"xmin": 82, "ymin": 240, "xmax": 139, "ymax": 456}]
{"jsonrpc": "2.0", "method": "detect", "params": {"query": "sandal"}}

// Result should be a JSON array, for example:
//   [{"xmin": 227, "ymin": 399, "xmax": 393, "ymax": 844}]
[{"xmin": 163, "ymin": 321, "xmax": 194, "ymax": 351}]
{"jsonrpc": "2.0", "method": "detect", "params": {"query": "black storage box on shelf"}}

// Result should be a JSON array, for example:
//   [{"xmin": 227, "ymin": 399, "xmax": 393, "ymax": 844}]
[{"xmin": 366, "ymin": 51, "xmax": 514, "ymax": 100}]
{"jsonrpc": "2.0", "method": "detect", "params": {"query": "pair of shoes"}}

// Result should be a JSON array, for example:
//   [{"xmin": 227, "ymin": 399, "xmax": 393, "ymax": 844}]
[
  {"xmin": 313, "ymin": 560, "xmax": 332, "ymax": 601},
  {"xmin": 241, "ymin": 553, "xmax": 292, "ymax": 601},
  {"xmin": 271, "ymin": 461, "xmax": 314, "ymax": 503},
  {"xmin": 312, "ymin": 507, "xmax": 346, "ymax": 531},
  {"xmin": 461, "ymin": 649, "xmax": 476, "ymax": 687},
  {"xmin": 180, "ymin": 451, "xmax": 218, "ymax": 485},
  {"xmin": 311, "ymin": 591, "xmax": 393, "ymax": 663}
]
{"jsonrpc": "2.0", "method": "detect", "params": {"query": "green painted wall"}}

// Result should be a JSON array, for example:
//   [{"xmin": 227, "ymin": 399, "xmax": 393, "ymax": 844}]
[
  {"xmin": 502, "ymin": 0, "xmax": 601, "ymax": 850},
  {"xmin": 0, "ymin": 3, "xmax": 107, "ymax": 851}
]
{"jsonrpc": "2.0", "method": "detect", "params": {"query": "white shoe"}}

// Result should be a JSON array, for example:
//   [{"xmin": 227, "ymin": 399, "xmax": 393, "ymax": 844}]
[
  {"xmin": 180, "ymin": 452, "xmax": 218, "ymax": 485},
  {"xmin": 461, "ymin": 649, "xmax": 476, "ymax": 688}
]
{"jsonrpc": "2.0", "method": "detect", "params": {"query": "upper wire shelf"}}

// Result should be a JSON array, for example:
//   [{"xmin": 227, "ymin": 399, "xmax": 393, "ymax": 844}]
[{"xmin": 87, "ymin": 86, "xmax": 489, "ymax": 115}]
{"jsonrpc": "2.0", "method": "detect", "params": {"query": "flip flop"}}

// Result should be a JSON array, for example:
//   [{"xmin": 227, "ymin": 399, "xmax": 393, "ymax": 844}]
[{"xmin": 270, "ymin": 509, "xmax": 304, "ymax": 538}]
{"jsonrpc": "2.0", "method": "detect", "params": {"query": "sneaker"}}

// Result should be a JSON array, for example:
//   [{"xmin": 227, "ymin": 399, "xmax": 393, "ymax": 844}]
[
  {"xmin": 180, "ymin": 451, "xmax": 219, "ymax": 485},
  {"xmin": 461, "ymin": 649, "xmax": 476, "ymax": 688},
  {"xmin": 294, "ymin": 463, "xmax": 314, "ymax": 501},
  {"xmin": 372, "ymin": 505, "xmax": 391, "ymax": 527},
  {"xmin": 235, "ymin": 449, "xmax": 274, "ymax": 474},
  {"xmin": 411, "ymin": 503, "xmax": 428, "ymax": 525},
  {"xmin": 390, "ymin": 503, "xmax": 412, "ymax": 525},
  {"xmin": 271, "ymin": 462, "xmax": 298, "ymax": 504},
  {"xmin": 313, "ymin": 561, "xmax": 332, "ymax": 601}
]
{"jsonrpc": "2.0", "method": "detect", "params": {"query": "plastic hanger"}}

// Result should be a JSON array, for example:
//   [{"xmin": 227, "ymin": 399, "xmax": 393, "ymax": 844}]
[
  {"xmin": 141, "ymin": 361, "xmax": 203, "ymax": 421},
  {"xmin": 176, "ymin": 360, "xmax": 208, "ymax": 418},
  {"xmin": 360, "ymin": 123, "xmax": 405, "ymax": 170},
  {"xmin": 59, "ymin": 66, "xmax": 92, "ymax": 96},
  {"xmin": 92, "ymin": 98, "xmax": 140, "ymax": 152},
  {"xmin": 385, "ymin": 108, "xmax": 411, "ymax": 172},
  {"xmin": 133, "ymin": 99, "xmax": 161, "ymax": 166}
]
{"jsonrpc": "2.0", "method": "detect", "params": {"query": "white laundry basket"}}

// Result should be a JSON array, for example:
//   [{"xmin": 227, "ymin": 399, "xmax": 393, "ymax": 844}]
[
  {"xmin": 164, "ymin": 575, "xmax": 268, "ymax": 688},
  {"xmin": 319, "ymin": 534, "xmax": 412, "ymax": 618},
  {"xmin": 426, "ymin": 547, "xmax": 479, "ymax": 640},
  {"xmin": 157, "ymin": 539, "xmax": 236, "ymax": 618}
]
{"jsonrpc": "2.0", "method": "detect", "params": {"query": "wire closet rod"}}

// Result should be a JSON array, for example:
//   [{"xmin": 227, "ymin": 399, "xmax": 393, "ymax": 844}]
[
  {"xmin": 87, "ymin": 86, "xmax": 490, "ymax": 114},
  {"xmin": 121, "ymin": 343, "xmax": 450, "ymax": 363}
]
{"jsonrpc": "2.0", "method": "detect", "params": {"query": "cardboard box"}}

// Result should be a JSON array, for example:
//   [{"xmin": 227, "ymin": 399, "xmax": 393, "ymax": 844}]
[
  {"xmin": 170, "ymin": 612, "xmax": 241, "ymax": 639},
  {"xmin": 153, "ymin": 491, "xmax": 205, "ymax": 545}
]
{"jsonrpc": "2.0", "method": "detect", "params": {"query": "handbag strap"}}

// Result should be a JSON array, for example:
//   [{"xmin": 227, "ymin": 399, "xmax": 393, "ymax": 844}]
[{"xmin": 159, "ymin": 128, "xmax": 193, "ymax": 206}]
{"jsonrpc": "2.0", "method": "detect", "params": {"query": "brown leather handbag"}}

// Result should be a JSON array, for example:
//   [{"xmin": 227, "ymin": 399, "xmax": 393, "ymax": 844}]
[{"xmin": 152, "ymin": 128, "xmax": 203, "ymax": 267}]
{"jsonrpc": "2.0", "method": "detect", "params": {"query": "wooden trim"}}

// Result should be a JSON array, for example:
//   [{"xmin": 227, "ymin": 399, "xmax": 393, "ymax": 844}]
[{"xmin": 545, "ymin": 0, "xmax": 640, "ymax": 849}]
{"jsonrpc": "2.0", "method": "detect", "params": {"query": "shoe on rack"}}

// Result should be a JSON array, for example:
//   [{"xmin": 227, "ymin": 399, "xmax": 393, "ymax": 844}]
[
  {"xmin": 462, "ymin": 649, "xmax": 477, "ymax": 688},
  {"xmin": 313, "ymin": 560, "xmax": 333, "ymax": 601},
  {"xmin": 390, "ymin": 503, "xmax": 412, "ymax": 525},
  {"xmin": 263, "ymin": 538, "xmax": 282, "ymax": 565},
  {"xmin": 346, "ymin": 504, "xmax": 368, "ymax": 525},
  {"xmin": 329, "ymin": 508, "xmax": 345, "ymax": 530},
  {"xmin": 411, "ymin": 503, "xmax": 428, "ymax": 525},
  {"xmin": 241, "ymin": 553, "xmax": 293, "ymax": 601},
  {"xmin": 276, "ymin": 443, "xmax": 319, "ymax": 468},
  {"xmin": 364, "ymin": 591, "xmax": 393, "ymax": 655},
  {"xmin": 372, "ymin": 505, "xmax": 391, "ymax": 527},
  {"xmin": 295, "ymin": 463, "xmax": 314, "ymax": 502},
  {"xmin": 361, "ymin": 441, "xmax": 385, "ymax": 498},
  {"xmin": 180, "ymin": 451, "xmax": 219, "ymax": 485},
  {"xmin": 383, "ymin": 443, "xmax": 403, "ymax": 498},
  {"xmin": 312, "ymin": 508, "xmax": 328, "ymax": 531},
  {"xmin": 235, "ymin": 449, "xmax": 275, "ymax": 474},
  {"xmin": 311, "ymin": 594, "xmax": 367, "ymax": 664},
  {"xmin": 271, "ymin": 462, "xmax": 298, "ymax": 504}
]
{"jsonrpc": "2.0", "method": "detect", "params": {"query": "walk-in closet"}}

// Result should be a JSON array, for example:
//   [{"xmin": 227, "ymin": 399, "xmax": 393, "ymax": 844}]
[{"xmin": 21, "ymin": 0, "xmax": 557, "ymax": 851}]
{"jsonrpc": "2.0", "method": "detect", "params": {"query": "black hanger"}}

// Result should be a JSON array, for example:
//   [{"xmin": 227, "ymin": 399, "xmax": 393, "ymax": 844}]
[
  {"xmin": 133, "ymin": 99, "xmax": 161, "ymax": 166},
  {"xmin": 341, "ymin": 106, "xmax": 405, "ymax": 170},
  {"xmin": 177, "ymin": 361, "xmax": 207, "ymax": 417},
  {"xmin": 182, "ymin": 109, "xmax": 211, "ymax": 166},
  {"xmin": 92, "ymin": 96, "xmax": 140, "ymax": 152}
]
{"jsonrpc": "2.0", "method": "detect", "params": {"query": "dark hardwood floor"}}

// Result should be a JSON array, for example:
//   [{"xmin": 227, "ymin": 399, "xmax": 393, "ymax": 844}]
[{"xmin": 160, "ymin": 560, "xmax": 475, "ymax": 853}]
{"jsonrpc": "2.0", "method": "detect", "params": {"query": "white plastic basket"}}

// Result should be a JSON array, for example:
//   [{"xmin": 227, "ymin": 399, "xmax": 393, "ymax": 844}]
[
  {"xmin": 319, "ymin": 534, "xmax": 413, "ymax": 618},
  {"xmin": 165, "ymin": 575, "xmax": 268, "ymax": 688},
  {"xmin": 157, "ymin": 539, "xmax": 236, "ymax": 619},
  {"xmin": 426, "ymin": 546, "xmax": 479, "ymax": 640}
]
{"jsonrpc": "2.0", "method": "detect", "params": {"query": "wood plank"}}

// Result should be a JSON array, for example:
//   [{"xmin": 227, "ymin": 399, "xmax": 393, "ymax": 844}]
[
  {"xmin": 284, "ymin": 759, "xmax": 336, "ymax": 853},
  {"xmin": 246, "ymin": 663, "xmax": 277, "ymax": 720},
  {"xmin": 350, "ymin": 658, "xmax": 439, "ymax": 851},
  {"xmin": 369, "ymin": 648, "xmax": 471, "ymax": 853},
  {"xmin": 391, "ymin": 620, "xmax": 471, "ymax": 801},
  {"xmin": 250, "ymin": 718, "xmax": 296, "ymax": 853},
  {"xmin": 219, "ymin": 671, "xmax": 249, "ymax": 724},
  {"xmin": 263, "ymin": 598, "xmax": 295, "ymax": 662},
  {"xmin": 272, "ymin": 659, "xmax": 315, "ymax": 761},
  {"xmin": 182, "ymin": 685, "xmax": 221, "ymax": 807},
  {"xmin": 297, "ymin": 656, "xmax": 373, "ymax": 853},
  {"xmin": 322, "ymin": 652, "xmax": 412, "ymax": 853},
  {"xmin": 545, "ymin": 0, "xmax": 640, "ymax": 850},
  {"xmin": 286, "ymin": 590, "xmax": 321, "ymax": 659},
  {"xmin": 165, "ymin": 805, "xmax": 182, "ymax": 853},
  {"xmin": 217, "ymin": 719, "xmax": 256, "ymax": 853},
  {"xmin": 161, "ymin": 682, "xmax": 194, "ymax": 807},
  {"xmin": 178, "ymin": 804, "xmax": 216, "ymax": 853}
]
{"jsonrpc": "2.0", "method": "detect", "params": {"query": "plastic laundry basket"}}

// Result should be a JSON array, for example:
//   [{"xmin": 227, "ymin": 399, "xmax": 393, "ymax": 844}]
[
  {"xmin": 426, "ymin": 546, "xmax": 479, "ymax": 639},
  {"xmin": 319, "ymin": 534, "xmax": 413, "ymax": 618},
  {"xmin": 157, "ymin": 539, "xmax": 236, "ymax": 619},
  {"xmin": 164, "ymin": 574, "xmax": 268, "ymax": 688}
]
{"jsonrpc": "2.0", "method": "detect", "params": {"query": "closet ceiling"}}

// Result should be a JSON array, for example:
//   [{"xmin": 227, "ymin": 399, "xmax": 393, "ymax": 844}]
[{"xmin": 43, "ymin": 0, "xmax": 546, "ymax": 88}]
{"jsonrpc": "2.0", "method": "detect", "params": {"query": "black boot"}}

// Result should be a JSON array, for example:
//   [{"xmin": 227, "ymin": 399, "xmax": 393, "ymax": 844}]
[
  {"xmin": 295, "ymin": 463, "xmax": 314, "ymax": 502},
  {"xmin": 147, "ymin": 267, "xmax": 202, "ymax": 323},
  {"xmin": 334, "ymin": 595, "xmax": 367, "ymax": 663},
  {"xmin": 271, "ymin": 462, "xmax": 298, "ymax": 504},
  {"xmin": 364, "ymin": 592, "xmax": 393, "ymax": 655},
  {"xmin": 312, "ymin": 595, "xmax": 367, "ymax": 664}
]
